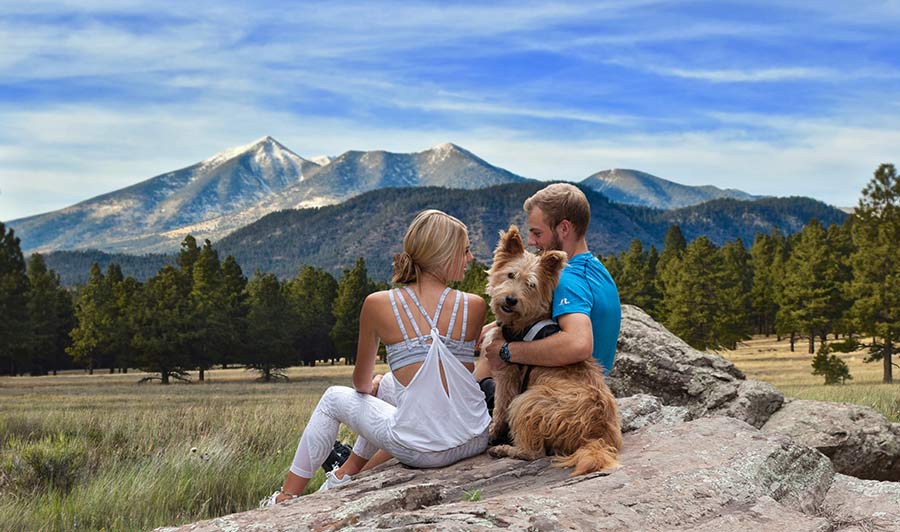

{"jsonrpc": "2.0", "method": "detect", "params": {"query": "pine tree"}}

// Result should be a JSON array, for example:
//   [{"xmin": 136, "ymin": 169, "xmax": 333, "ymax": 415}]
[
  {"xmin": 286, "ymin": 265, "xmax": 338, "ymax": 366},
  {"xmin": 451, "ymin": 259, "xmax": 493, "ymax": 324},
  {"xmin": 0, "ymin": 223, "xmax": 29, "ymax": 375},
  {"xmin": 25, "ymin": 254, "xmax": 71, "ymax": 375},
  {"xmin": 103, "ymin": 264, "xmax": 132, "ymax": 373},
  {"xmin": 602, "ymin": 253, "xmax": 622, "ymax": 285},
  {"xmin": 331, "ymin": 258, "xmax": 376, "ymax": 364},
  {"xmin": 244, "ymin": 271, "xmax": 297, "ymax": 381},
  {"xmin": 130, "ymin": 265, "xmax": 195, "ymax": 384},
  {"xmin": 220, "ymin": 255, "xmax": 248, "ymax": 368},
  {"xmin": 778, "ymin": 220, "xmax": 842, "ymax": 354},
  {"xmin": 849, "ymin": 163, "xmax": 900, "ymax": 383},
  {"xmin": 661, "ymin": 237, "xmax": 724, "ymax": 350},
  {"xmin": 749, "ymin": 230, "xmax": 781, "ymax": 335},
  {"xmin": 656, "ymin": 225, "xmax": 687, "ymax": 322},
  {"xmin": 826, "ymin": 222, "xmax": 855, "ymax": 339},
  {"xmin": 617, "ymin": 240, "xmax": 661, "ymax": 315},
  {"xmin": 177, "ymin": 235, "xmax": 201, "ymax": 279},
  {"xmin": 190, "ymin": 240, "xmax": 228, "ymax": 381},
  {"xmin": 716, "ymin": 239, "xmax": 753, "ymax": 349},
  {"xmin": 67, "ymin": 264, "xmax": 113, "ymax": 374}
]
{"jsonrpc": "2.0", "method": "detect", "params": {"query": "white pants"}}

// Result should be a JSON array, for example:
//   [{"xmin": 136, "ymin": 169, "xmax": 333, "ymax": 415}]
[{"xmin": 289, "ymin": 373, "xmax": 488, "ymax": 478}]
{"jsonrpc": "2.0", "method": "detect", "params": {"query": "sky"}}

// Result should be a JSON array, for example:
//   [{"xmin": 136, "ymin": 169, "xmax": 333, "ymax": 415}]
[{"xmin": 2, "ymin": 0, "xmax": 899, "ymax": 220}]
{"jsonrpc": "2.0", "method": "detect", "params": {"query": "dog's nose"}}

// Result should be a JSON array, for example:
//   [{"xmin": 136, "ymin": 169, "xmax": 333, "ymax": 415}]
[{"xmin": 505, "ymin": 296, "xmax": 518, "ymax": 307}]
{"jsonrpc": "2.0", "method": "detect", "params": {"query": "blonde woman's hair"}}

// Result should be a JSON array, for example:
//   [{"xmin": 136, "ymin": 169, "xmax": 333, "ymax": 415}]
[
  {"xmin": 392, "ymin": 209, "xmax": 468, "ymax": 285},
  {"xmin": 523, "ymin": 183, "xmax": 591, "ymax": 238}
]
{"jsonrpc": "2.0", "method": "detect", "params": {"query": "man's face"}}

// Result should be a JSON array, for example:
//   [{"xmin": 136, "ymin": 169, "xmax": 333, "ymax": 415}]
[{"xmin": 527, "ymin": 207, "xmax": 562, "ymax": 253}]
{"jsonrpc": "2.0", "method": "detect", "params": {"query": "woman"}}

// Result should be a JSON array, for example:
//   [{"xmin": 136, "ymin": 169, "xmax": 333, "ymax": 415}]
[{"xmin": 264, "ymin": 209, "xmax": 489, "ymax": 505}]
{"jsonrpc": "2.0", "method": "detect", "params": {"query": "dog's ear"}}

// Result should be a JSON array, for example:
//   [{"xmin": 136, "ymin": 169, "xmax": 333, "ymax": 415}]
[
  {"xmin": 539, "ymin": 250, "xmax": 568, "ymax": 278},
  {"xmin": 494, "ymin": 225, "xmax": 526, "ymax": 259}
]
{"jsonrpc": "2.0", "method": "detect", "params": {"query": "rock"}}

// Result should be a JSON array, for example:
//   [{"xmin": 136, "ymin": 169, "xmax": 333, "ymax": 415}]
[
  {"xmin": 617, "ymin": 393, "xmax": 691, "ymax": 432},
  {"xmin": 158, "ymin": 417, "xmax": 835, "ymax": 532},
  {"xmin": 762, "ymin": 399, "xmax": 900, "ymax": 481},
  {"xmin": 821, "ymin": 473, "xmax": 900, "ymax": 531},
  {"xmin": 609, "ymin": 305, "xmax": 784, "ymax": 427}
]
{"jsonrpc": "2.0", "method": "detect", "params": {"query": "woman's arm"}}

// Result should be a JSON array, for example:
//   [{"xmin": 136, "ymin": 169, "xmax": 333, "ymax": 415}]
[{"xmin": 352, "ymin": 293, "xmax": 382, "ymax": 394}]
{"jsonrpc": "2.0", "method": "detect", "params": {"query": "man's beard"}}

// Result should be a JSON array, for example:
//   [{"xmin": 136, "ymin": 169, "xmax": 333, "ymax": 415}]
[{"xmin": 537, "ymin": 232, "xmax": 563, "ymax": 254}]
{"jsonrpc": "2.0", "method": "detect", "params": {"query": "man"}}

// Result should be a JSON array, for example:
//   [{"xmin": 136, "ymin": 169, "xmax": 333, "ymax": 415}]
[{"xmin": 476, "ymin": 183, "xmax": 621, "ymax": 395}]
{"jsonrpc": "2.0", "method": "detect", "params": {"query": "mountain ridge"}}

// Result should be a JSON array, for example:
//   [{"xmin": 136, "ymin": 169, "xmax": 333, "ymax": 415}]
[
  {"xmin": 43, "ymin": 183, "xmax": 848, "ymax": 285},
  {"xmin": 581, "ymin": 168, "xmax": 761, "ymax": 210}
]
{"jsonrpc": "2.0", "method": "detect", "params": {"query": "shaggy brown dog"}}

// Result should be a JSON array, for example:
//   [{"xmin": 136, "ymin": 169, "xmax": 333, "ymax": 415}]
[{"xmin": 483, "ymin": 225, "xmax": 622, "ymax": 476}]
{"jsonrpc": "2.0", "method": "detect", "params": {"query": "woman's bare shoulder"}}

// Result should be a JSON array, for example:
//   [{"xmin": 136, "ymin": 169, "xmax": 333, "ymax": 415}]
[
  {"xmin": 460, "ymin": 291, "xmax": 487, "ymax": 310},
  {"xmin": 364, "ymin": 289, "xmax": 394, "ymax": 308}
]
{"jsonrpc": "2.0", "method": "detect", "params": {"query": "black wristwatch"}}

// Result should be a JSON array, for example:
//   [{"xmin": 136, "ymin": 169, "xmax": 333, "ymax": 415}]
[{"xmin": 499, "ymin": 342, "xmax": 512, "ymax": 363}]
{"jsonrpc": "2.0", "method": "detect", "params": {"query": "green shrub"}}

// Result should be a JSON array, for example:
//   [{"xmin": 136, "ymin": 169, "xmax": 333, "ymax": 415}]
[
  {"xmin": 812, "ymin": 345, "xmax": 853, "ymax": 385},
  {"xmin": 3, "ymin": 435, "xmax": 88, "ymax": 494}
]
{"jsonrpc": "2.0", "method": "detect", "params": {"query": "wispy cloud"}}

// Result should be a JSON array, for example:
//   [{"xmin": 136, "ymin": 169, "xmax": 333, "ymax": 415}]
[{"xmin": 2, "ymin": 1, "xmax": 899, "ymax": 219}]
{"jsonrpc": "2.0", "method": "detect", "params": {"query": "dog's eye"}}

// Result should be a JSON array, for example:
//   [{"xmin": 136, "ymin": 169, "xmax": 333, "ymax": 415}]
[
  {"xmin": 507, "ymin": 272, "xmax": 515, "ymax": 279},
  {"xmin": 528, "ymin": 282, "xmax": 536, "ymax": 289}
]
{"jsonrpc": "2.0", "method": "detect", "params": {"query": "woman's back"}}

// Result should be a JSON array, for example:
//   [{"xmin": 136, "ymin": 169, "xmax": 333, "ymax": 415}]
[{"xmin": 364, "ymin": 284, "xmax": 486, "ymax": 387}]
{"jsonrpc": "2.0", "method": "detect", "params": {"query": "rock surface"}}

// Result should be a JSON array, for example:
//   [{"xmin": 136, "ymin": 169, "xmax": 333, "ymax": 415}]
[
  {"xmin": 609, "ymin": 306, "xmax": 784, "ymax": 428},
  {"xmin": 763, "ymin": 399, "xmax": 900, "ymax": 482},
  {"xmin": 823, "ymin": 473, "xmax": 900, "ymax": 530},
  {"xmin": 162, "ymin": 306, "xmax": 900, "ymax": 531},
  {"xmin": 617, "ymin": 393, "xmax": 691, "ymax": 432},
  {"xmin": 159, "ymin": 417, "xmax": 834, "ymax": 532}
]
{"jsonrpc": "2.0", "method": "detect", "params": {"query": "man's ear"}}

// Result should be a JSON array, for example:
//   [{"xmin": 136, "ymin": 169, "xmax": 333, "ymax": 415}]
[
  {"xmin": 556, "ymin": 219, "xmax": 573, "ymax": 241},
  {"xmin": 539, "ymin": 250, "xmax": 568, "ymax": 278}
]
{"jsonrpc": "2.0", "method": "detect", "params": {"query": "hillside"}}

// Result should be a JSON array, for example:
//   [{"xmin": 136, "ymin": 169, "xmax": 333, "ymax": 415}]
[
  {"xmin": 45, "ymin": 184, "xmax": 847, "ymax": 285},
  {"xmin": 581, "ymin": 168, "xmax": 761, "ymax": 209}
]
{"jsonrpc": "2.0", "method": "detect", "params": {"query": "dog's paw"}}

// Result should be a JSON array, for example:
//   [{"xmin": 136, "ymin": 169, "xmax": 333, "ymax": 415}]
[{"xmin": 488, "ymin": 444, "xmax": 516, "ymax": 458}]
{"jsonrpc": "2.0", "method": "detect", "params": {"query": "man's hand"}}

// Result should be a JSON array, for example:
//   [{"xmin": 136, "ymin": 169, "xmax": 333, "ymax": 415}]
[{"xmin": 483, "ymin": 336, "xmax": 507, "ymax": 371}]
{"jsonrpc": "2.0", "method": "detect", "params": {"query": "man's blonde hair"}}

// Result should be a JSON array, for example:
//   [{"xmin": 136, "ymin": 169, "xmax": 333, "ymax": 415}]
[
  {"xmin": 392, "ymin": 209, "xmax": 468, "ymax": 284},
  {"xmin": 523, "ymin": 183, "xmax": 591, "ymax": 237}
]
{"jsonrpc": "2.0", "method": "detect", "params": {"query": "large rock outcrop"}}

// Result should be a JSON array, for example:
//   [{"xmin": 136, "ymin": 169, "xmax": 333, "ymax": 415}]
[
  {"xmin": 763, "ymin": 399, "xmax": 900, "ymax": 481},
  {"xmin": 609, "ymin": 306, "xmax": 784, "ymax": 428},
  {"xmin": 161, "ymin": 305, "xmax": 900, "ymax": 530},
  {"xmin": 161, "ymin": 417, "xmax": 835, "ymax": 532}
]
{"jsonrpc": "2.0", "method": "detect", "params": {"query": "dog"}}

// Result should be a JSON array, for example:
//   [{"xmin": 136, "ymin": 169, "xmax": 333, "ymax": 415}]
[{"xmin": 482, "ymin": 225, "xmax": 622, "ymax": 476}]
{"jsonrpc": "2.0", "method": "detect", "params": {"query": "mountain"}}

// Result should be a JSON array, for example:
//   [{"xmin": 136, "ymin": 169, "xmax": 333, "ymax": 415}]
[
  {"xmin": 8, "ymin": 139, "xmax": 529, "ymax": 255},
  {"xmin": 44, "ymin": 183, "xmax": 848, "ymax": 285},
  {"xmin": 581, "ymin": 168, "xmax": 762, "ymax": 210},
  {"xmin": 8, "ymin": 136, "xmax": 320, "ymax": 254},
  {"xmin": 277, "ymin": 142, "xmax": 530, "ymax": 208}
]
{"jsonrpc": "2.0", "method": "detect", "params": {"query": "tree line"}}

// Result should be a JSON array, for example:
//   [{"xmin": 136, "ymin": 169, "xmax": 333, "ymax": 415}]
[
  {"xmin": 606, "ymin": 163, "xmax": 900, "ymax": 384},
  {"xmin": 2, "ymin": 163, "xmax": 897, "ymax": 384},
  {"xmin": 0, "ymin": 230, "xmax": 491, "ymax": 383}
]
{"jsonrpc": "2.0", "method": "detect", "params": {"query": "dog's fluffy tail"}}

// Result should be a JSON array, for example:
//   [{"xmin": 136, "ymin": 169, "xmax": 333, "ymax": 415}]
[{"xmin": 554, "ymin": 440, "xmax": 619, "ymax": 476}]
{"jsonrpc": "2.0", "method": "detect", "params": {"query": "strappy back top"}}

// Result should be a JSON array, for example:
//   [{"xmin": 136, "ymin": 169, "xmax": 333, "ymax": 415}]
[{"xmin": 385, "ymin": 287, "xmax": 475, "ymax": 372}]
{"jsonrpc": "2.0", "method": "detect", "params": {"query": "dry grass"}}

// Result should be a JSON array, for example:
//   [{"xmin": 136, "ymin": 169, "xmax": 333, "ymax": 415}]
[
  {"xmin": 0, "ymin": 363, "xmax": 387, "ymax": 532},
  {"xmin": 719, "ymin": 335, "xmax": 900, "ymax": 422}
]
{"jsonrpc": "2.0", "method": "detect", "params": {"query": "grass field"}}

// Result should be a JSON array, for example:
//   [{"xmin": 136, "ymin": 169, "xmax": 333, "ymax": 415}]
[
  {"xmin": 721, "ymin": 335, "xmax": 900, "ymax": 422},
  {"xmin": 2, "ymin": 336, "xmax": 898, "ymax": 531},
  {"xmin": 0, "ymin": 364, "xmax": 388, "ymax": 532}
]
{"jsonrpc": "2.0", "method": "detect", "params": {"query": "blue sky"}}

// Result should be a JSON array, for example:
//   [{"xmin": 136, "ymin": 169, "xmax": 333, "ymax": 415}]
[{"xmin": 2, "ymin": 0, "xmax": 899, "ymax": 220}]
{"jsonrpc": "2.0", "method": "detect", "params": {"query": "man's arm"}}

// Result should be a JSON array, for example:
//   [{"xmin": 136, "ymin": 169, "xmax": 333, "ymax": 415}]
[{"xmin": 482, "ymin": 312, "xmax": 593, "ymax": 370}]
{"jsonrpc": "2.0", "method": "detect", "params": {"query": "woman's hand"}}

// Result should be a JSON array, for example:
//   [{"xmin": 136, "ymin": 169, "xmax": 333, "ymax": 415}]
[{"xmin": 370, "ymin": 374, "xmax": 384, "ymax": 397}]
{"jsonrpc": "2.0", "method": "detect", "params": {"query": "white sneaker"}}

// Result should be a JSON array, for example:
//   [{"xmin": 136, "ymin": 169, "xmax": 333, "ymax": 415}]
[
  {"xmin": 259, "ymin": 490, "xmax": 297, "ymax": 508},
  {"xmin": 316, "ymin": 467, "xmax": 353, "ymax": 492}
]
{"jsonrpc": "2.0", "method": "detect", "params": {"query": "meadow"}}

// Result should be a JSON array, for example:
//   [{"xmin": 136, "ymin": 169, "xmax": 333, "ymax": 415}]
[
  {"xmin": 1, "ymin": 336, "xmax": 897, "ymax": 531},
  {"xmin": 720, "ymin": 335, "xmax": 900, "ymax": 422},
  {"xmin": 0, "ymin": 364, "xmax": 388, "ymax": 532}
]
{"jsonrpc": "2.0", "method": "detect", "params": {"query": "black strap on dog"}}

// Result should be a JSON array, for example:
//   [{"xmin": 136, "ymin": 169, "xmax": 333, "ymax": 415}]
[{"xmin": 509, "ymin": 319, "xmax": 560, "ymax": 395}]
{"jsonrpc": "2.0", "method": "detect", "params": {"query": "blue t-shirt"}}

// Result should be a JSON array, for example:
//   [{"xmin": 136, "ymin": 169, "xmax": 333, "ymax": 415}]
[{"xmin": 552, "ymin": 252, "xmax": 621, "ymax": 375}]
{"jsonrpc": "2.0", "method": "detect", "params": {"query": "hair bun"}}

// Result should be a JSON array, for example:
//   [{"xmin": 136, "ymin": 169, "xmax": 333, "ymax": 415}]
[{"xmin": 392, "ymin": 251, "xmax": 417, "ymax": 284}]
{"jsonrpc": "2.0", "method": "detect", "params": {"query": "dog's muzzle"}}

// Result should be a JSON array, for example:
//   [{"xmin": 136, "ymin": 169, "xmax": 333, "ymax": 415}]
[{"xmin": 500, "ymin": 296, "xmax": 518, "ymax": 314}]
